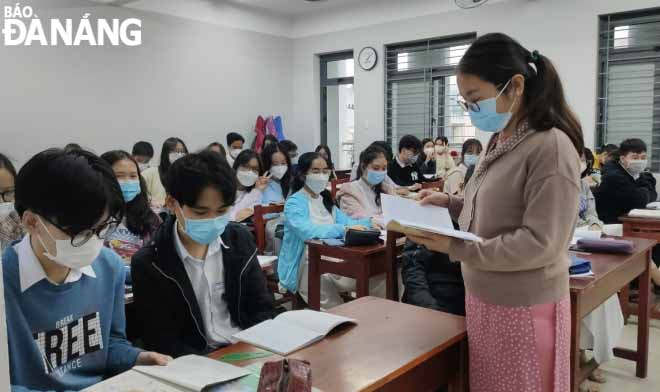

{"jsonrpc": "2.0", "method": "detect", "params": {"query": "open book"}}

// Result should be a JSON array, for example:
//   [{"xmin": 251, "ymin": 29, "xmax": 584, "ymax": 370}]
[
  {"xmin": 381, "ymin": 193, "xmax": 482, "ymax": 242},
  {"xmin": 85, "ymin": 355, "xmax": 250, "ymax": 392},
  {"xmin": 233, "ymin": 310, "xmax": 356, "ymax": 356}
]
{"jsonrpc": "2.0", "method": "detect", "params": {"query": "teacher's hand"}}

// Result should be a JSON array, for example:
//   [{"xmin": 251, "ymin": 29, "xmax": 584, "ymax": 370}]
[
  {"xmin": 418, "ymin": 190, "xmax": 449, "ymax": 207},
  {"xmin": 407, "ymin": 232, "xmax": 452, "ymax": 254}
]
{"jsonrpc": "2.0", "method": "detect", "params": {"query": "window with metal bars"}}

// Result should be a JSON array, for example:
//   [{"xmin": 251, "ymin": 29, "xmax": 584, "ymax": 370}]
[
  {"xmin": 385, "ymin": 33, "xmax": 476, "ymax": 150},
  {"xmin": 597, "ymin": 8, "xmax": 660, "ymax": 171}
]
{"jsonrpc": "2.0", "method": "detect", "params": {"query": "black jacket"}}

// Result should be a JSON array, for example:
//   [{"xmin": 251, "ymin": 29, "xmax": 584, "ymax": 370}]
[
  {"xmin": 387, "ymin": 158, "xmax": 428, "ymax": 187},
  {"xmin": 401, "ymin": 241, "xmax": 465, "ymax": 316},
  {"xmin": 131, "ymin": 216, "xmax": 276, "ymax": 357},
  {"xmin": 595, "ymin": 160, "xmax": 657, "ymax": 224}
]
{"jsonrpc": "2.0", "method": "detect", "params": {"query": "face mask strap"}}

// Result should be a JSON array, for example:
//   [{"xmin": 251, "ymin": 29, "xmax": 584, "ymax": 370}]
[{"xmin": 35, "ymin": 215, "xmax": 58, "ymax": 258}]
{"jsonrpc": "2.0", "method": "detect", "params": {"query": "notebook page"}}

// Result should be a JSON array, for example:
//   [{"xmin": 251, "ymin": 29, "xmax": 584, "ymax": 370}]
[
  {"xmin": 276, "ymin": 310, "xmax": 356, "ymax": 336},
  {"xmin": 83, "ymin": 370, "xmax": 186, "ymax": 392},
  {"xmin": 232, "ymin": 319, "xmax": 324, "ymax": 356},
  {"xmin": 133, "ymin": 355, "xmax": 249, "ymax": 392}
]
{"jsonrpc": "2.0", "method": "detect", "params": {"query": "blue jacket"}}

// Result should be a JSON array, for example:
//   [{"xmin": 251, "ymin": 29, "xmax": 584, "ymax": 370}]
[{"xmin": 277, "ymin": 190, "xmax": 371, "ymax": 293}]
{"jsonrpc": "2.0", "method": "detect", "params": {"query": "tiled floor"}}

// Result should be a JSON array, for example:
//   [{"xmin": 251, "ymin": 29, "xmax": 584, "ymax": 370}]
[{"xmin": 589, "ymin": 312, "xmax": 660, "ymax": 391}]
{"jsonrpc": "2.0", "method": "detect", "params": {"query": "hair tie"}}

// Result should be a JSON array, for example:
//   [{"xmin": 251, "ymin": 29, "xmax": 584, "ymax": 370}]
[{"xmin": 531, "ymin": 50, "xmax": 540, "ymax": 62}]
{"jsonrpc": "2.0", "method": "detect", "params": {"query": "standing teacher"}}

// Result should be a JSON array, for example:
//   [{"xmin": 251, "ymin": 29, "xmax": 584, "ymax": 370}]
[{"xmin": 410, "ymin": 33, "xmax": 583, "ymax": 392}]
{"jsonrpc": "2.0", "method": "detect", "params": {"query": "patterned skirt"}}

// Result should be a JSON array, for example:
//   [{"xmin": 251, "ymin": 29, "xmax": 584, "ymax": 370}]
[{"xmin": 465, "ymin": 292, "xmax": 571, "ymax": 392}]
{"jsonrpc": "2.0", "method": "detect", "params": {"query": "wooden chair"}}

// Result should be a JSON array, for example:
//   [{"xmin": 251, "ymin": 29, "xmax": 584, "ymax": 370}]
[
  {"xmin": 421, "ymin": 179, "xmax": 444, "ymax": 191},
  {"xmin": 331, "ymin": 177, "xmax": 351, "ymax": 199},
  {"xmin": 253, "ymin": 204, "xmax": 303, "ymax": 310},
  {"xmin": 335, "ymin": 169, "xmax": 352, "ymax": 179}
]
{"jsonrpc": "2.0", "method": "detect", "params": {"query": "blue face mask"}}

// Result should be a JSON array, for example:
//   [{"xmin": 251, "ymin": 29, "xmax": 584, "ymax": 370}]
[
  {"xmin": 177, "ymin": 205, "xmax": 230, "ymax": 245},
  {"xmin": 119, "ymin": 180, "xmax": 141, "ymax": 203},
  {"xmin": 366, "ymin": 169, "xmax": 386, "ymax": 185},
  {"xmin": 463, "ymin": 154, "xmax": 479, "ymax": 167},
  {"xmin": 468, "ymin": 79, "xmax": 516, "ymax": 133}
]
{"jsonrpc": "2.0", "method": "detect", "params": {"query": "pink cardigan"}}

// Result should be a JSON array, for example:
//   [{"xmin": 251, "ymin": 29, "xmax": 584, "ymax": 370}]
[{"xmin": 338, "ymin": 179, "xmax": 395, "ymax": 223}]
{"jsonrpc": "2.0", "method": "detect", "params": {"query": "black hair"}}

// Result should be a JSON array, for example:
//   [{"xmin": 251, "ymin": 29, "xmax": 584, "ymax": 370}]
[
  {"xmin": 619, "ymin": 139, "xmax": 647, "ymax": 156},
  {"xmin": 435, "ymin": 136, "xmax": 449, "ymax": 145},
  {"xmin": 280, "ymin": 140, "xmax": 298, "ymax": 155},
  {"xmin": 370, "ymin": 141, "xmax": 394, "ymax": 162},
  {"xmin": 158, "ymin": 137, "xmax": 188, "ymax": 187},
  {"xmin": 0, "ymin": 153, "xmax": 17, "ymax": 179},
  {"xmin": 457, "ymin": 33, "xmax": 584, "ymax": 154},
  {"xmin": 460, "ymin": 139, "xmax": 483, "ymax": 165},
  {"xmin": 356, "ymin": 146, "xmax": 388, "ymax": 207},
  {"xmin": 260, "ymin": 142, "xmax": 292, "ymax": 197},
  {"xmin": 100, "ymin": 150, "xmax": 160, "ymax": 238},
  {"xmin": 207, "ymin": 142, "xmax": 227, "ymax": 157},
  {"xmin": 582, "ymin": 147, "xmax": 595, "ymax": 177},
  {"xmin": 315, "ymin": 145, "xmax": 335, "ymax": 169},
  {"xmin": 64, "ymin": 143, "xmax": 82, "ymax": 152},
  {"xmin": 261, "ymin": 135, "xmax": 279, "ymax": 150},
  {"xmin": 165, "ymin": 151, "xmax": 237, "ymax": 208},
  {"xmin": 227, "ymin": 132, "xmax": 245, "ymax": 146},
  {"xmin": 292, "ymin": 152, "xmax": 335, "ymax": 214},
  {"xmin": 132, "ymin": 141, "xmax": 154, "ymax": 158},
  {"xmin": 603, "ymin": 144, "xmax": 618, "ymax": 154},
  {"xmin": 232, "ymin": 149, "xmax": 263, "ymax": 192},
  {"xmin": 398, "ymin": 135, "xmax": 423, "ymax": 153},
  {"xmin": 15, "ymin": 148, "xmax": 124, "ymax": 236}
]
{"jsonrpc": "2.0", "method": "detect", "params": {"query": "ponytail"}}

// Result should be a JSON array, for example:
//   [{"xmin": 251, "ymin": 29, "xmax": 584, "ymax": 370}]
[{"xmin": 457, "ymin": 33, "xmax": 584, "ymax": 153}]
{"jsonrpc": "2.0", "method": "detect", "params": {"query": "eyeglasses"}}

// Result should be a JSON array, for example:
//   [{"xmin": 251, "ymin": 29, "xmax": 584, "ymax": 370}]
[
  {"xmin": 0, "ymin": 189, "xmax": 15, "ymax": 202},
  {"xmin": 42, "ymin": 216, "xmax": 120, "ymax": 247},
  {"xmin": 457, "ymin": 97, "xmax": 480, "ymax": 113}
]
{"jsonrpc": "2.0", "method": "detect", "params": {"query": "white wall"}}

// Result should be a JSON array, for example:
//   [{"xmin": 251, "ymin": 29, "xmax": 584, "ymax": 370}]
[
  {"xmin": 0, "ymin": 1, "xmax": 293, "ymax": 167},
  {"xmin": 289, "ymin": 0, "xmax": 660, "ymax": 156}
]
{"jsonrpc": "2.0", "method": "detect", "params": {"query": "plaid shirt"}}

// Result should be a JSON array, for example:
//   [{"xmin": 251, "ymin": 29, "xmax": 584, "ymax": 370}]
[{"xmin": 0, "ymin": 210, "xmax": 23, "ymax": 252}]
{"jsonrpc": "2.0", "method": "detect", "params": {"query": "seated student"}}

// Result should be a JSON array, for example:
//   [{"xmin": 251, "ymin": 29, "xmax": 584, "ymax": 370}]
[
  {"xmin": 339, "ymin": 145, "xmax": 395, "ymax": 227},
  {"xmin": 3, "ymin": 148, "xmax": 169, "ymax": 392},
  {"xmin": 142, "ymin": 137, "xmax": 188, "ymax": 208},
  {"xmin": 229, "ymin": 150, "xmax": 269, "ymax": 222},
  {"xmin": 100, "ymin": 151, "xmax": 162, "ymax": 262},
  {"xmin": 417, "ymin": 138, "xmax": 438, "ymax": 179},
  {"xmin": 131, "ymin": 141, "xmax": 154, "ymax": 171},
  {"xmin": 0, "ymin": 153, "xmax": 22, "ymax": 253},
  {"xmin": 578, "ymin": 152, "xmax": 603, "ymax": 230},
  {"xmin": 261, "ymin": 134, "xmax": 279, "ymax": 151},
  {"xmin": 260, "ymin": 143, "xmax": 292, "ymax": 206},
  {"xmin": 278, "ymin": 152, "xmax": 384, "ymax": 309},
  {"xmin": 315, "ymin": 144, "xmax": 338, "ymax": 181},
  {"xmin": 207, "ymin": 142, "xmax": 227, "ymax": 157},
  {"xmin": 582, "ymin": 147, "xmax": 600, "ymax": 188},
  {"xmin": 444, "ymin": 138, "xmax": 483, "ymax": 197},
  {"xmin": 433, "ymin": 136, "xmax": 456, "ymax": 179},
  {"xmin": 131, "ymin": 151, "xmax": 276, "ymax": 358},
  {"xmin": 226, "ymin": 132, "xmax": 245, "ymax": 166},
  {"xmin": 595, "ymin": 138, "xmax": 656, "ymax": 224},
  {"xmin": 387, "ymin": 134, "xmax": 426, "ymax": 189},
  {"xmin": 280, "ymin": 140, "xmax": 299, "ymax": 164},
  {"xmin": 401, "ymin": 241, "xmax": 465, "ymax": 316},
  {"xmin": 594, "ymin": 143, "xmax": 618, "ymax": 173}
]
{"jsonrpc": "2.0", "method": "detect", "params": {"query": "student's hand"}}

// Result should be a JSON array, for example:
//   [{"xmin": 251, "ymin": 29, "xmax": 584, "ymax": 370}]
[
  {"xmin": 589, "ymin": 224, "xmax": 602, "ymax": 231},
  {"xmin": 418, "ymin": 190, "xmax": 449, "ymax": 207},
  {"xmin": 235, "ymin": 208, "xmax": 254, "ymax": 222},
  {"xmin": 409, "ymin": 183, "xmax": 422, "ymax": 192},
  {"xmin": 348, "ymin": 225, "xmax": 368, "ymax": 231},
  {"xmin": 395, "ymin": 187, "xmax": 410, "ymax": 196},
  {"xmin": 256, "ymin": 173, "xmax": 271, "ymax": 191},
  {"xmin": 370, "ymin": 219, "xmax": 384, "ymax": 230},
  {"xmin": 407, "ymin": 232, "xmax": 452, "ymax": 254},
  {"xmin": 136, "ymin": 351, "xmax": 173, "ymax": 366}
]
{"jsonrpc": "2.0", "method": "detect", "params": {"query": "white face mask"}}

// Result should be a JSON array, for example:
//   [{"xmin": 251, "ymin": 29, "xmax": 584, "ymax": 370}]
[
  {"xmin": 305, "ymin": 173, "xmax": 330, "ymax": 195},
  {"xmin": 230, "ymin": 149, "xmax": 242, "ymax": 159},
  {"xmin": 169, "ymin": 152, "xmax": 185, "ymax": 164},
  {"xmin": 424, "ymin": 148, "xmax": 435, "ymax": 157},
  {"xmin": 270, "ymin": 165, "xmax": 288, "ymax": 180},
  {"xmin": 236, "ymin": 169, "xmax": 259, "ymax": 187},
  {"xmin": 435, "ymin": 145, "xmax": 446, "ymax": 154},
  {"xmin": 36, "ymin": 217, "xmax": 102, "ymax": 269},
  {"xmin": 138, "ymin": 163, "xmax": 150, "ymax": 172},
  {"xmin": 624, "ymin": 158, "xmax": 647, "ymax": 178},
  {"xmin": 0, "ymin": 202, "xmax": 14, "ymax": 218}
]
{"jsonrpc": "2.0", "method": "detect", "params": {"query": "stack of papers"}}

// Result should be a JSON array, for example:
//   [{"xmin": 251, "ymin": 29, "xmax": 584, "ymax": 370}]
[
  {"xmin": 381, "ymin": 194, "xmax": 481, "ymax": 242},
  {"xmin": 571, "ymin": 227, "xmax": 602, "ymax": 246},
  {"xmin": 646, "ymin": 202, "xmax": 660, "ymax": 210},
  {"xmin": 629, "ymin": 209, "xmax": 660, "ymax": 218},
  {"xmin": 257, "ymin": 255, "xmax": 277, "ymax": 268}
]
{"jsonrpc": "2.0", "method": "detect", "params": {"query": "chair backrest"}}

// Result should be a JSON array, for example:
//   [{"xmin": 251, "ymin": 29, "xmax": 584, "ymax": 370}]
[
  {"xmin": 254, "ymin": 204, "xmax": 285, "ymax": 254},
  {"xmin": 421, "ymin": 179, "xmax": 444, "ymax": 191},
  {"xmin": 335, "ymin": 169, "xmax": 352, "ymax": 180},
  {"xmin": 331, "ymin": 177, "xmax": 351, "ymax": 199}
]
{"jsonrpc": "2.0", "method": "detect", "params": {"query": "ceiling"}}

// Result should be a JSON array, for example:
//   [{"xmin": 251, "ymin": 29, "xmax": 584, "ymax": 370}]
[{"xmin": 226, "ymin": 0, "xmax": 373, "ymax": 17}]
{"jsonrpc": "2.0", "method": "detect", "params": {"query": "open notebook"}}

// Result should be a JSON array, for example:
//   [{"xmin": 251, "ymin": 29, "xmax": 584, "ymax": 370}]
[
  {"xmin": 381, "ymin": 193, "xmax": 482, "ymax": 242},
  {"xmin": 84, "ymin": 355, "xmax": 249, "ymax": 392},
  {"xmin": 233, "ymin": 310, "xmax": 356, "ymax": 356}
]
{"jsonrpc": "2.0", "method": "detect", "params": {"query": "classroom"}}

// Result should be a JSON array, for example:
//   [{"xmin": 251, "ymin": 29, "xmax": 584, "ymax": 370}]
[{"xmin": 1, "ymin": 0, "xmax": 659, "ymax": 391}]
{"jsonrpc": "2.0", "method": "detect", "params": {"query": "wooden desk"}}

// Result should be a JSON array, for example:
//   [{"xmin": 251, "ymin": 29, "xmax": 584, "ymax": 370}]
[
  {"xmin": 306, "ymin": 240, "xmax": 402, "ymax": 311},
  {"xmin": 620, "ymin": 214, "xmax": 660, "ymax": 321},
  {"xmin": 569, "ymin": 237, "xmax": 655, "ymax": 392},
  {"xmin": 209, "ymin": 297, "xmax": 468, "ymax": 392}
]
